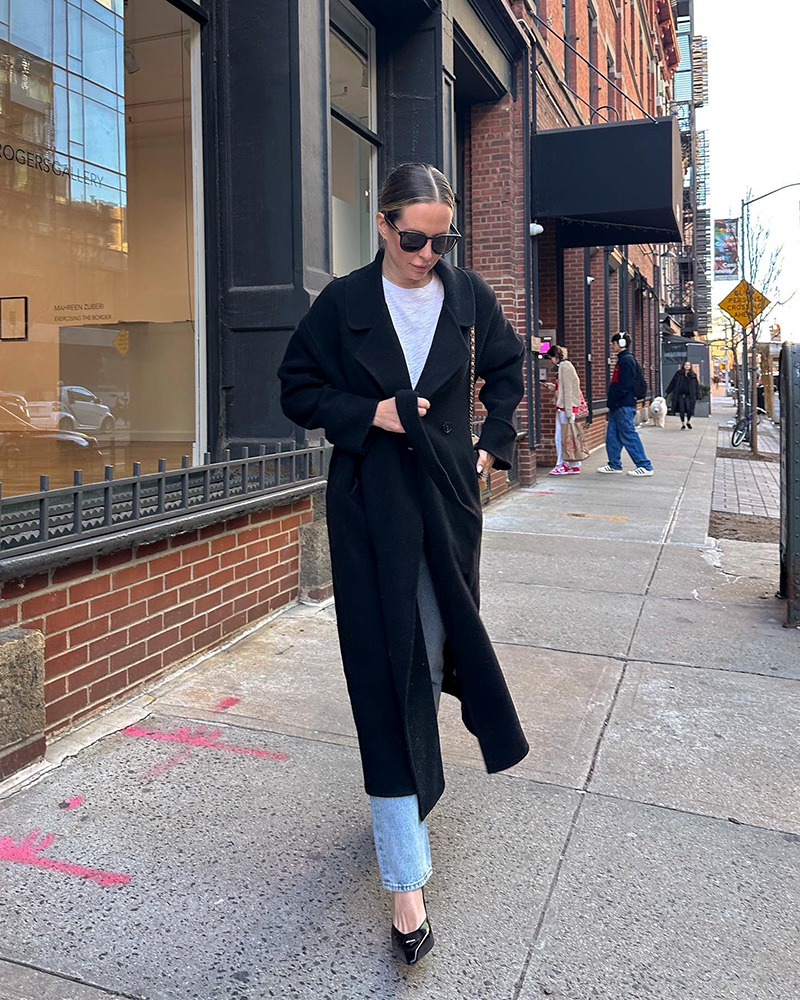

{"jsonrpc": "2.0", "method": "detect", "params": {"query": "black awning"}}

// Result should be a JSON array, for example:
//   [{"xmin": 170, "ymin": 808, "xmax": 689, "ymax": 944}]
[{"xmin": 532, "ymin": 117, "xmax": 682, "ymax": 247}]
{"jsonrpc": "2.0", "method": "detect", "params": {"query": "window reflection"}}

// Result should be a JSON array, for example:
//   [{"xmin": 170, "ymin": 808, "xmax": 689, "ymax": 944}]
[
  {"xmin": 330, "ymin": 27, "xmax": 369, "ymax": 125},
  {"xmin": 329, "ymin": 0, "xmax": 376, "ymax": 278},
  {"xmin": 331, "ymin": 116, "xmax": 372, "ymax": 278},
  {"xmin": 0, "ymin": 0, "xmax": 200, "ymax": 499}
]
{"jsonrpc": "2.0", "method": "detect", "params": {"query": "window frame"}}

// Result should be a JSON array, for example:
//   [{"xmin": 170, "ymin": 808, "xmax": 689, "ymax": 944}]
[
  {"xmin": 164, "ymin": 0, "xmax": 209, "ymax": 22},
  {"xmin": 329, "ymin": 0, "xmax": 379, "ymax": 277},
  {"xmin": 145, "ymin": 0, "xmax": 209, "ymax": 467}
]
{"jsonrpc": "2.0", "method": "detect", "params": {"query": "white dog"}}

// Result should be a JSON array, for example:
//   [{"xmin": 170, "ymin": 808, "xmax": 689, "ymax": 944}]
[{"xmin": 648, "ymin": 396, "xmax": 667, "ymax": 428}]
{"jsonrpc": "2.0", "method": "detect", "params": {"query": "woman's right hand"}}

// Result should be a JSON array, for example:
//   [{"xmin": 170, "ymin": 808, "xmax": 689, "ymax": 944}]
[{"xmin": 372, "ymin": 396, "xmax": 430, "ymax": 433}]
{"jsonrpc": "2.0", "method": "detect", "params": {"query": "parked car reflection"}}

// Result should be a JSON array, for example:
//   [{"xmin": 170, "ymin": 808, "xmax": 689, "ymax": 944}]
[
  {"xmin": 0, "ymin": 404, "xmax": 105, "ymax": 495},
  {"xmin": 27, "ymin": 385, "xmax": 116, "ymax": 435},
  {"xmin": 0, "ymin": 391, "xmax": 31, "ymax": 423}
]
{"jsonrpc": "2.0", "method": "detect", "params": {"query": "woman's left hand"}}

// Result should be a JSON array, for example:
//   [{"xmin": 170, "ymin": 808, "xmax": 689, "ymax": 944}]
[{"xmin": 476, "ymin": 450, "xmax": 495, "ymax": 479}]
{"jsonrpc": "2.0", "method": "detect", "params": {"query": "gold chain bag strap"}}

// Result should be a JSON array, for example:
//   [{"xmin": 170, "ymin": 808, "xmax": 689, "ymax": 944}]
[{"xmin": 469, "ymin": 325, "xmax": 479, "ymax": 447}]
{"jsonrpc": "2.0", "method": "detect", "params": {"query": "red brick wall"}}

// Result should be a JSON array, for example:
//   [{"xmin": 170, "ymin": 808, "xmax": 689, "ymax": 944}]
[
  {"xmin": 467, "ymin": 2, "xmax": 672, "ymax": 482},
  {"xmin": 468, "ymin": 54, "xmax": 537, "ymax": 485},
  {"xmin": 0, "ymin": 498, "xmax": 311, "ymax": 736},
  {"xmin": 470, "ymin": 91, "xmax": 526, "ymax": 330}
]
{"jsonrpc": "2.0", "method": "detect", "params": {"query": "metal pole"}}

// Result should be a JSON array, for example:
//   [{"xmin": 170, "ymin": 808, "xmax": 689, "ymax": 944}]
[
  {"xmin": 745, "ymin": 181, "xmax": 800, "ymax": 209},
  {"xmin": 523, "ymin": 42, "xmax": 535, "ymax": 453},
  {"xmin": 740, "ymin": 198, "xmax": 748, "ymax": 427},
  {"xmin": 744, "ymin": 199, "xmax": 759, "ymax": 454},
  {"xmin": 751, "ymin": 328, "xmax": 759, "ymax": 454},
  {"xmin": 655, "ymin": 257, "xmax": 663, "ymax": 395},
  {"xmin": 779, "ymin": 342, "xmax": 800, "ymax": 626},
  {"xmin": 524, "ymin": 23, "xmax": 542, "ymax": 449},
  {"xmin": 584, "ymin": 246, "xmax": 593, "ymax": 423},
  {"xmin": 532, "ymin": 235, "xmax": 542, "ymax": 445},
  {"xmin": 604, "ymin": 247, "xmax": 611, "ymax": 394}
]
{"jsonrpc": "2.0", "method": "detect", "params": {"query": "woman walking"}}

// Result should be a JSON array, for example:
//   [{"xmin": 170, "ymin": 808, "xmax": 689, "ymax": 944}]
[
  {"xmin": 544, "ymin": 344, "xmax": 586, "ymax": 475},
  {"xmin": 667, "ymin": 361, "xmax": 699, "ymax": 429},
  {"xmin": 279, "ymin": 162, "xmax": 528, "ymax": 966}
]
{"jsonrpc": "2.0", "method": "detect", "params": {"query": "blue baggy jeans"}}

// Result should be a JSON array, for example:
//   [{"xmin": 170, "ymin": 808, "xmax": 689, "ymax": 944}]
[
  {"xmin": 605, "ymin": 406, "xmax": 653, "ymax": 471},
  {"xmin": 369, "ymin": 557, "xmax": 445, "ymax": 891}
]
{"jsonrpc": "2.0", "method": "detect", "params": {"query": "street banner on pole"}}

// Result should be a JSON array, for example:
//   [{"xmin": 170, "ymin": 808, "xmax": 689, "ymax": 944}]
[
  {"xmin": 719, "ymin": 280, "xmax": 770, "ymax": 328},
  {"xmin": 714, "ymin": 218, "xmax": 739, "ymax": 279}
]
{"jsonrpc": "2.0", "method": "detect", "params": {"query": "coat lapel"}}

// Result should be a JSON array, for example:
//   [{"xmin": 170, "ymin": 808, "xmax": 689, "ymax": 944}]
[
  {"xmin": 344, "ymin": 252, "xmax": 476, "ymax": 400},
  {"xmin": 345, "ymin": 254, "xmax": 410, "ymax": 397}
]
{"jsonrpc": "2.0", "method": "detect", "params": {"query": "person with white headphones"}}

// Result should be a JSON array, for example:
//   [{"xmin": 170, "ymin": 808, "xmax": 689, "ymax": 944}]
[{"xmin": 597, "ymin": 332, "xmax": 654, "ymax": 477}]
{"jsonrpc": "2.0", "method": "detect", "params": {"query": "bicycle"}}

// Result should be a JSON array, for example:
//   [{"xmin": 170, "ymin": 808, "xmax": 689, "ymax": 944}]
[{"xmin": 730, "ymin": 407, "xmax": 768, "ymax": 447}]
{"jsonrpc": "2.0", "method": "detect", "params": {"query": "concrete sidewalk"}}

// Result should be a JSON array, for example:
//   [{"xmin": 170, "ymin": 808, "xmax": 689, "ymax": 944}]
[
  {"xmin": 1, "ymin": 413, "xmax": 798, "ymax": 1000},
  {"xmin": 713, "ymin": 456, "xmax": 780, "ymax": 519},
  {"xmin": 710, "ymin": 394, "xmax": 780, "ymax": 539}
]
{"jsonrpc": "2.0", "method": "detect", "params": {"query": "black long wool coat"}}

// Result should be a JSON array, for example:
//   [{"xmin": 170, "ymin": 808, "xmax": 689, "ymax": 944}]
[
  {"xmin": 278, "ymin": 252, "xmax": 529, "ymax": 819},
  {"xmin": 666, "ymin": 370, "xmax": 699, "ymax": 416}
]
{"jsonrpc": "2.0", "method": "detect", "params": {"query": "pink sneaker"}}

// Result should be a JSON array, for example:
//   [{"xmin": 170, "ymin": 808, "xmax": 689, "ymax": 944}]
[
  {"xmin": 548, "ymin": 464, "xmax": 569, "ymax": 476},
  {"xmin": 566, "ymin": 466, "xmax": 581, "ymax": 474}
]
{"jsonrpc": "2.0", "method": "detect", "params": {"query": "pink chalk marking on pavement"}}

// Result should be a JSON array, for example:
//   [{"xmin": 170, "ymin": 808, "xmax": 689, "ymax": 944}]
[
  {"xmin": 123, "ymin": 724, "xmax": 289, "ymax": 762},
  {"xmin": 59, "ymin": 796, "xmax": 85, "ymax": 811},
  {"xmin": 533, "ymin": 490, "xmax": 555, "ymax": 495},
  {"xmin": 0, "ymin": 830, "xmax": 131, "ymax": 887},
  {"xmin": 142, "ymin": 748, "xmax": 193, "ymax": 781},
  {"xmin": 212, "ymin": 696, "xmax": 241, "ymax": 713}
]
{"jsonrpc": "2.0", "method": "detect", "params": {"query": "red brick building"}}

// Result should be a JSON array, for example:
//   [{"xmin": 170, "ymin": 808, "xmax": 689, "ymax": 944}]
[
  {"xmin": 464, "ymin": 0, "xmax": 681, "ymax": 471},
  {"xmin": 0, "ymin": 0, "xmax": 683, "ymax": 778}
]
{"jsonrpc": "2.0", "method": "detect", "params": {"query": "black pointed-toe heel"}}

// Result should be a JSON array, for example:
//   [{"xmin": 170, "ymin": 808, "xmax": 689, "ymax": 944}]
[{"xmin": 391, "ymin": 915, "xmax": 434, "ymax": 965}]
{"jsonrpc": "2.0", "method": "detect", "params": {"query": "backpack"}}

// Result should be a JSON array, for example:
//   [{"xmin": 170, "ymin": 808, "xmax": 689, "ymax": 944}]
[{"xmin": 633, "ymin": 359, "xmax": 648, "ymax": 400}]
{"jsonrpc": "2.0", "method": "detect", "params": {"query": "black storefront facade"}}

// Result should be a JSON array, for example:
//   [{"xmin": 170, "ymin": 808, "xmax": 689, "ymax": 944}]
[
  {"xmin": 203, "ymin": 0, "xmax": 525, "ymax": 459},
  {"xmin": 0, "ymin": 0, "xmax": 526, "ymax": 506},
  {"xmin": 0, "ymin": 0, "xmax": 529, "ymax": 765},
  {"xmin": 0, "ymin": 0, "xmax": 685, "ymax": 772},
  {"xmin": 0, "ymin": 0, "xmax": 683, "ymax": 518}
]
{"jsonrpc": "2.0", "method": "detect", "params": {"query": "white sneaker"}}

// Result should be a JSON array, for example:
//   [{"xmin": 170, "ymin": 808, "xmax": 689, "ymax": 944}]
[
  {"xmin": 627, "ymin": 467, "xmax": 654, "ymax": 477},
  {"xmin": 597, "ymin": 465, "xmax": 624, "ymax": 474}
]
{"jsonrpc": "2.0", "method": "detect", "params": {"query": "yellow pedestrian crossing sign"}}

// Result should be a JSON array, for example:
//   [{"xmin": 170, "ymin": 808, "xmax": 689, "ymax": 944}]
[
  {"xmin": 113, "ymin": 330, "xmax": 129, "ymax": 356},
  {"xmin": 719, "ymin": 280, "xmax": 770, "ymax": 328}
]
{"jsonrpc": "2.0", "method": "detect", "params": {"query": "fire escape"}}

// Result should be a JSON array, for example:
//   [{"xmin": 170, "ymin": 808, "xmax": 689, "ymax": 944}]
[{"xmin": 666, "ymin": 2, "xmax": 710, "ymax": 337}]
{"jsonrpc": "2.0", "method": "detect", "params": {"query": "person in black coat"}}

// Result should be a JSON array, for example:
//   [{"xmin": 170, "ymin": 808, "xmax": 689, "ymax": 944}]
[
  {"xmin": 278, "ymin": 162, "xmax": 528, "ymax": 965},
  {"xmin": 667, "ymin": 361, "xmax": 700, "ymax": 428}
]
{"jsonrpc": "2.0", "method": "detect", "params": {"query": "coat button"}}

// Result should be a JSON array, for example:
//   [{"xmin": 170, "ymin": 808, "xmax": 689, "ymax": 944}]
[{"xmin": 442, "ymin": 422, "xmax": 452, "ymax": 434}]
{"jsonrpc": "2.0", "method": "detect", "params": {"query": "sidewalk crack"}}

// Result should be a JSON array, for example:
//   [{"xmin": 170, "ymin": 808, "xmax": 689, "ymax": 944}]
[{"xmin": 511, "ymin": 794, "xmax": 585, "ymax": 1000}]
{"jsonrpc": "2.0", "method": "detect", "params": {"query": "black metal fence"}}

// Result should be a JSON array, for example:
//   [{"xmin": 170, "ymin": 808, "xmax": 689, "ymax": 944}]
[{"xmin": 0, "ymin": 445, "xmax": 331, "ymax": 557}]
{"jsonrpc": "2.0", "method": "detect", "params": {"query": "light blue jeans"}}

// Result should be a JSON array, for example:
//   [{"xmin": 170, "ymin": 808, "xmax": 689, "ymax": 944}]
[
  {"xmin": 369, "ymin": 557, "xmax": 445, "ymax": 892},
  {"xmin": 605, "ymin": 406, "xmax": 654, "ymax": 471}
]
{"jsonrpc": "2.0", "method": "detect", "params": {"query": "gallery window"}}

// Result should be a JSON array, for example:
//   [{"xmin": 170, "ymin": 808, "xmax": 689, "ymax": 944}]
[
  {"xmin": 0, "ymin": 0, "xmax": 204, "ymax": 500},
  {"xmin": 329, "ymin": 0, "xmax": 377, "ymax": 278}
]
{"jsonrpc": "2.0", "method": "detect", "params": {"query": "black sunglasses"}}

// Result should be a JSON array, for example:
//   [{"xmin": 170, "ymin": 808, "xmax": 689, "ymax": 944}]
[{"xmin": 384, "ymin": 216, "xmax": 462, "ymax": 256}]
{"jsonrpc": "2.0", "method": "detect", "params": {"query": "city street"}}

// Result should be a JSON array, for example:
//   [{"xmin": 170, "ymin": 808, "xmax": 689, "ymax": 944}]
[
  {"xmin": 2, "ymin": 1, "xmax": 798, "ymax": 998},
  {"xmin": 1, "ymin": 408, "xmax": 797, "ymax": 1000}
]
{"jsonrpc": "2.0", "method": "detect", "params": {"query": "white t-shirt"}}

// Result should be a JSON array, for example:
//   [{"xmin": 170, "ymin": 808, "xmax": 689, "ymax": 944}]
[{"xmin": 382, "ymin": 273, "xmax": 445, "ymax": 389}]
